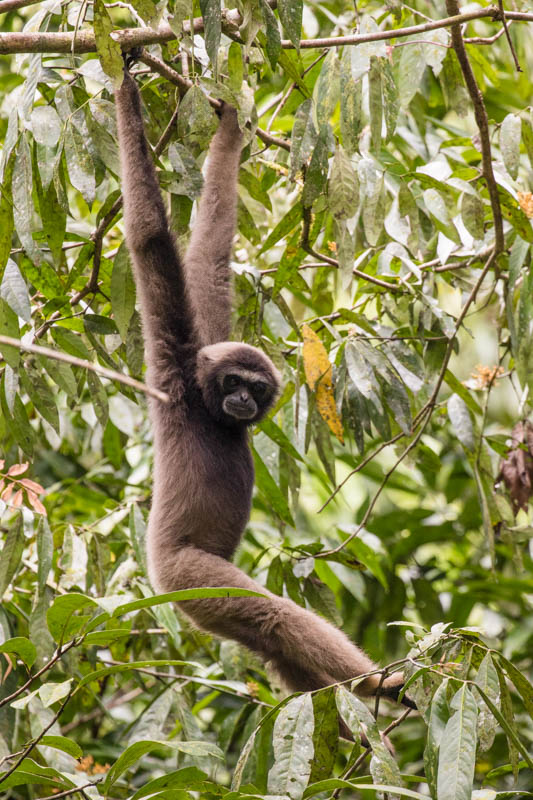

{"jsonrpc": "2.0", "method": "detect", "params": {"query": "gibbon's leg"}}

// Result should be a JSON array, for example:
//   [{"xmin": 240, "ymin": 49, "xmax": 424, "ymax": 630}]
[
  {"xmin": 115, "ymin": 70, "xmax": 196, "ymax": 370},
  {"xmin": 155, "ymin": 545, "xmax": 406, "ymax": 702},
  {"xmin": 184, "ymin": 104, "xmax": 243, "ymax": 346}
]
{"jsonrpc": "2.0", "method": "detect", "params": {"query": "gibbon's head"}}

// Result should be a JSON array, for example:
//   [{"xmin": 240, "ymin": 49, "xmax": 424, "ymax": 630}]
[{"xmin": 197, "ymin": 342, "xmax": 281, "ymax": 425}]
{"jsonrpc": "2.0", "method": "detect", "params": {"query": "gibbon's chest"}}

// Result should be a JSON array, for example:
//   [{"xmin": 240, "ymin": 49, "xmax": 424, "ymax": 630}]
[{"xmin": 154, "ymin": 410, "xmax": 254, "ymax": 555}]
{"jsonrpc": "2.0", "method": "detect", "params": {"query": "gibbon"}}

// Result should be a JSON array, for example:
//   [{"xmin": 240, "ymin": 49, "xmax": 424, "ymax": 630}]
[{"xmin": 114, "ymin": 63, "xmax": 411, "ymax": 705}]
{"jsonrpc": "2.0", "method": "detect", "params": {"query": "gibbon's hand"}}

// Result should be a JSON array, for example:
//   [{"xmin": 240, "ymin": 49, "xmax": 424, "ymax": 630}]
[{"xmin": 122, "ymin": 46, "xmax": 144, "ymax": 71}]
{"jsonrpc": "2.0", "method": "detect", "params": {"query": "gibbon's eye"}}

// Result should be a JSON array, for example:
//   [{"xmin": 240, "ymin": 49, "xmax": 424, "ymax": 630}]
[
  {"xmin": 223, "ymin": 374, "xmax": 241, "ymax": 393},
  {"xmin": 251, "ymin": 381, "xmax": 269, "ymax": 400}
]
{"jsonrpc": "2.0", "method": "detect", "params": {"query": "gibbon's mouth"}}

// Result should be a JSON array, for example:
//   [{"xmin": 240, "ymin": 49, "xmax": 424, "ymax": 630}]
[{"xmin": 223, "ymin": 397, "xmax": 257, "ymax": 420}]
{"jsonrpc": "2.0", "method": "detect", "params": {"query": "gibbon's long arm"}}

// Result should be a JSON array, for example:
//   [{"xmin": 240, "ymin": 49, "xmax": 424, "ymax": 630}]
[
  {"xmin": 184, "ymin": 105, "xmax": 243, "ymax": 345},
  {"xmin": 115, "ymin": 71, "xmax": 195, "ymax": 369}
]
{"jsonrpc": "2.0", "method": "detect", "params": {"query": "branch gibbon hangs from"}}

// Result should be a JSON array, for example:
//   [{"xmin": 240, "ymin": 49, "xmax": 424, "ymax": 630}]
[{"xmin": 114, "ymin": 62, "xmax": 412, "ymax": 707}]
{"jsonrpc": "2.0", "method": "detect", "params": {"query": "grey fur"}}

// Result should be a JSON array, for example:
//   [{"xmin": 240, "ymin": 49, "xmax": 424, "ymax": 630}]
[{"xmin": 114, "ymin": 70, "xmax": 409, "ymax": 705}]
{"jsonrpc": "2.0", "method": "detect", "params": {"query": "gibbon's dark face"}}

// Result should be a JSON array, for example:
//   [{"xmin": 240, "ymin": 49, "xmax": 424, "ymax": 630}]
[{"xmin": 197, "ymin": 342, "xmax": 281, "ymax": 425}]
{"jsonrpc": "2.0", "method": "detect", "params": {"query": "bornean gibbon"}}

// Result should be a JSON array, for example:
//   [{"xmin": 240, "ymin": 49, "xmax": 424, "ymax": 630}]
[{"xmin": 114, "ymin": 61, "xmax": 413, "ymax": 708}]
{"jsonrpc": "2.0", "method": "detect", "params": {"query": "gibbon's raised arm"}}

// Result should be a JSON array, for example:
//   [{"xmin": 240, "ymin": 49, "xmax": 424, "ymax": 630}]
[
  {"xmin": 115, "ymin": 70, "xmax": 195, "ymax": 365},
  {"xmin": 184, "ymin": 104, "xmax": 243, "ymax": 346}
]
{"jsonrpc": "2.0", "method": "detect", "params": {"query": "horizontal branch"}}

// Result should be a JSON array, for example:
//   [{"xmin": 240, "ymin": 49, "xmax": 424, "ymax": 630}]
[
  {"xmin": 0, "ymin": 335, "xmax": 169, "ymax": 403},
  {"xmin": 0, "ymin": 7, "xmax": 531, "ymax": 55}
]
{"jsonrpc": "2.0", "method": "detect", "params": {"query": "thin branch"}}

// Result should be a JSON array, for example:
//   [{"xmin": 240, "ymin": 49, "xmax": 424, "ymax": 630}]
[
  {"xmin": 0, "ymin": 690, "xmax": 74, "ymax": 787},
  {"xmin": 35, "ymin": 782, "xmax": 101, "ymax": 800},
  {"xmin": 300, "ymin": 206, "xmax": 403, "ymax": 292},
  {"xmin": 332, "ymin": 707, "xmax": 413, "ymax": 797},
  {"xmin": 0, "ymin": 336, "xmax": 169, "ymax": 402},
  {"xmin": 446, "ymin": 0, "xmax": 505, "ymax": 254},
  {"xmin": 0, "ymin": 8, "xmax": 532, "ymax": 54},
  {"xmin": 0, "ymin": 639, "xmax": 80, "ymax": 710},
  {"xmin": 0, "ymin": 0, "xmax": 38, "ymax": 11},
  {"xmin": 497, "ymin": 0, "xmax": 521, "ymax": 71}
]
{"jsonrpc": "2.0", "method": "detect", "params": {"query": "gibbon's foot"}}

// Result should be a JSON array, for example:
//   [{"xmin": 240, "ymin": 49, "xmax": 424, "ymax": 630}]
[{"xmin": 380, "ymin": 678, "xmax": 417, "ymax": 710}]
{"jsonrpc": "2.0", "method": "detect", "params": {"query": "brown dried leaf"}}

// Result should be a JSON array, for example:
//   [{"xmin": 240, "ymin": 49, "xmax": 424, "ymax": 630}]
[
  {"xmin": 27, "ymin": 492, "xmax": 47, "ymax": 515},
  {"xmin": 1, "ymin": 484, "xmax": 14, "ymax": 502},
  {"xmin": 302, "ymin": 324, "xmax": 344, "ymax": 444},
  {"xmin": 499, "ymin": 420, "xmax": 533, "ymax": 513},
  {"xmin": 518, "ymin": 191, "xmax": 533, "ymax": 218},
  {"xmin": 20, "ymin": 478, "xmax": 45, "ymax": 494},
  {"xmin": 11, "ymin": 489, "xmax": 23, "ymax": 508},
  {"xmin": 7, "ymin": 462, "xmax": 29, "ymax": 477}
]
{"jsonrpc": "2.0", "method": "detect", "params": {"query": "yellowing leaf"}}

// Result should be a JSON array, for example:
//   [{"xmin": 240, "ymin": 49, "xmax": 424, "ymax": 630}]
[{"xmin": 302, "ymin": 324, "xmax": 344, "ymax": 444}]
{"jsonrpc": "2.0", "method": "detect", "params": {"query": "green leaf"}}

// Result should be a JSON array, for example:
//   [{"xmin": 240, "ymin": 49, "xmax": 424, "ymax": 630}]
[
  {"xmin": 0, "ymin": 157, "xmax": 14, "ymax": 278},
  {"xmin": 13, "ymin": 134, "xmax": 41, "ymax": 265},
  {"xmin": 227, "ymin": 42, "xmax": 243, "ymax": 93},
  {"xmin": 303, "ymin": 781, "xmax": 428, "ymax": 799},
  {"xmin": 302, "ymin": 126, "xmax": 329, "ymax": 209},
  {"xmin": 267, "ymin": 693, "xmax": 314, "ymax": 797},
  {"xmin": 39, "ymin": 736, "xmax": 83, "ymax": 759},
  {"xmin": 461, "ymin": 191, "xmax": 485, "ymax": 241},
  {"xmin": 111, "ymin": 242, "xmax": 135, "ymax": 341},
  {"xmin": 437, "ymin": 685, "xmax": 478, "ymax": 800},
  {"xmin": 31, "ymin": 105, "xmax": 62, "ymax": 147},
  {"xmin": 448, "ymin": 393, "xmax": 475, "ymax": 451},
  {"xmin": 0, "ymin": 296, "xmax": 20, "ymax": 367},
  {"xmin": 349, "ymin": 535, "xmax": 388, "ymax": 589},
  {"xmin": 199, "ymin": 0, "xmax": 221, "ymax": 78},
  {"xmin": 368, "ymin": 56, "xmax": 382, "ymax": 154},
  {"xmin": 500, "ymin": 113, "xmax": 521, "ymax": 180},
  {"xmin": 129, "ymin": 0, "xmax": 157, "ymax": 24},
  {"xmin": 497, "ymin": 654, "xmax": 533, "ymax": 716},
  {"xmin": 63, "ymin": 124, "xmax": 96, "ymax": 205},
  {"xmin": 258, "ymin": 201, "xmax": 301, "ymax": 254},
  {"xmin": 278, "ymin": 0, "xmax": 302, "ymax": 52},
  {"xmin": 424, "ymin": 679, "xmax": 449, "ymax": 797},
  {"xmin": 313, "ymin": 49, "xmax": 340, "ymax": 128},
  {"xmin": 0, "ymin": 636, "xmax": 36, "ymax": 668},
  {"xmin": 0, "ymin": 514, "xmax": 23, "ymax": 597},
  {"xmin": 253, "ymin": 447, "xmax": 295, "ymax": 526},
  {"xmin": 104, "ymin": 739, "xmax": 222, "ymax": 790},
  {"xmin": 93, "ymin": 0, "xmax": 124, "ymax": 89},
  {"xmin": 310, "ymin": 688, "xmax": 338, "ymax": 783},
  {"xmin": 259, "ymin": 0, "xmax": 281, "ymax": 68},
  {"xmin": 328, "ymin": 145, "xmax": 359, "ymax": 220}
]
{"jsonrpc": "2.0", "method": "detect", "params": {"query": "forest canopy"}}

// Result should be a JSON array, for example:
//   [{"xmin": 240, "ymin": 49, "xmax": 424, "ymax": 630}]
[{"xmin": 0, "ymin": 1, "xmax": 533, "ymax": 799}]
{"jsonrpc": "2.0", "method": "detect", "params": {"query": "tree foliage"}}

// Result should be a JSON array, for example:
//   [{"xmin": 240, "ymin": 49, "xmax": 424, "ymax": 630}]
[{"xmin": 0, "ymin": 1, "xmax": 533, "ymax": 798}]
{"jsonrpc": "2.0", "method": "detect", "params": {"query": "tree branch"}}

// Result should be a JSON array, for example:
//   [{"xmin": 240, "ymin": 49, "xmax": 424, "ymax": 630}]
[
  {"xmin": 0, "ymin": 336, "xmax": 169, "ymax": 402},
  {"xmin": 0, "ymin": 7, "xmax": 531, "ymax": 55},
  {"xmin": 445, "ymin": 0, "xmax": 505, "ymax": 254}
]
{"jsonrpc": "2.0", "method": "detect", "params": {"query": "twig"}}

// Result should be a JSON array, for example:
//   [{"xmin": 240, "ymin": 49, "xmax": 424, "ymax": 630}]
[
  {"xmin": 266, "ymin": 49, "xmax": 327, "ymax": 133},
  {"xmin": 0, "ymin": 690, "xmax": 74, "ymax": 787},
  {"xmin": 497, "ymin": 0, "xmax": 521, "ymax": 71},
  {"xmin": 300, "ymin": 207, "xmax": 402, "ymax": 292},
  {"xmin": 332, "ymin": 707, "xmax": 413, "ymax": 797},
  {"xmin": 0, "ymin": 336, "xmax": 169, "ymax": 402},
  {"xmin": 139, "ymin": 51, "xmax": 290, "ymax": 152},
  {"xmin": 35, "ymin": 782, "xmax": 100, "ymax": 800},
  {"xmin": 0, "ymin": 0, "xmax": 38, "ymax": 12},
  {"xmin": 1, "ymin": 9, "xmax": 532, "ymax": 54},
  {"xmin": 445, "ymin": 0, "xmax": 504, "ymax": 254},
  {"xmin": 0, "ymin": 639, "xmax": 79, "ymax": 710}
]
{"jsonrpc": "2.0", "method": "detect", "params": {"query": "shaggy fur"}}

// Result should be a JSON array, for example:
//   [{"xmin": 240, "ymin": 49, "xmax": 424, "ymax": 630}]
[{"xmin": 114, "ymin": 69, "xmax": 410, "ymax": 705}]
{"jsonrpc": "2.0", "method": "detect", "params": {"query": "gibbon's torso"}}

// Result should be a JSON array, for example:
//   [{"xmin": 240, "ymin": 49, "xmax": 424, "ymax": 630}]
[{"xmin": 148, "ymin": 359, "xmax": 255, "ymax": 565}]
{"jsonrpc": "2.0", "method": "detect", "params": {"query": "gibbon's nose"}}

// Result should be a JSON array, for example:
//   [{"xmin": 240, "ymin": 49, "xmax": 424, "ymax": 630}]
[{"xmin": 239, "ymin": 390, "xmax": 250, "ymax": 403}]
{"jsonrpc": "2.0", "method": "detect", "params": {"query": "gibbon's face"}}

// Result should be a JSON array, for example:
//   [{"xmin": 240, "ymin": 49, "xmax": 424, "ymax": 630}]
[
  {"xmin": 219, "ymin": 369, "xmax": 274, "ymax": 421},
  {"xmin": 196, "ymin": 342, "xmax": 281, "ymax": 426}
]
